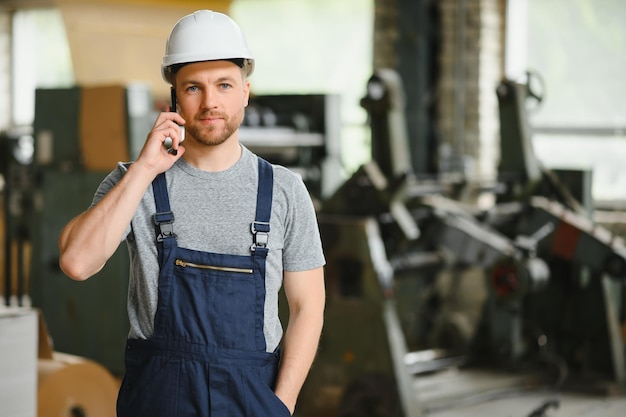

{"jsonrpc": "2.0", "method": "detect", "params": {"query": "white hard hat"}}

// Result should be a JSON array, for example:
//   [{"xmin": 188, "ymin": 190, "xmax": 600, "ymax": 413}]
[{"xmin": 161, "ymin": 10, "xmax": 254, "ymax": 83}]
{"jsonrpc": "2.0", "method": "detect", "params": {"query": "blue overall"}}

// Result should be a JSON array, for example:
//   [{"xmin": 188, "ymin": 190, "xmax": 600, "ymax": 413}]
[{"xmin": 116, "ymin": 157, "xmax": 291, "ymax": 417}]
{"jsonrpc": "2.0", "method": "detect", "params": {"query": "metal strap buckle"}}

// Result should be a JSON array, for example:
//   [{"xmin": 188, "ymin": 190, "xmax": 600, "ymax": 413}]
[
  {"xmin": 153, "ymin": 212, "xmax": 175, "ymax": 242},
  {"xmin": 251, "ymin": 221, "xmax": 270, "ymax": 250}
]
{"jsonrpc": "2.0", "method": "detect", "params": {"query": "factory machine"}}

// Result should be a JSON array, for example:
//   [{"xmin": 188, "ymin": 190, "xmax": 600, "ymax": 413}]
[
  {"xmin": 240, "ymin": 93, "xmax": 343, "ymax": 201},
  {"xmin": 295, "ymin": 71, "xmax": 626, "ymax": 417}
]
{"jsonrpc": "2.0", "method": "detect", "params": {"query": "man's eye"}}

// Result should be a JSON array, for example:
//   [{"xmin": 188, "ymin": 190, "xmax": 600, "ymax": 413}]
[
  {"xmin": 187, "ymin": 86, "xmax": 198, "ymax": 92},
  {"xmin": 220, "ymin": 83, "xmax": 232, "ymax": 89}
]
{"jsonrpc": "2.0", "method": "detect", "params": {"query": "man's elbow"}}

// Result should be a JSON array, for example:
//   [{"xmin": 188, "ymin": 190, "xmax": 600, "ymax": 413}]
[{"xmin": 58, "ymin": 252, "xmax": 97, "ymax": 281}]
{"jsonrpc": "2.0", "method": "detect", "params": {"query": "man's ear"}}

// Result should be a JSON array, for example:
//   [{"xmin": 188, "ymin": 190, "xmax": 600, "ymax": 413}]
[{"xmin": 243, "ymin": 80, "xmax": 251, "ymax": 107}]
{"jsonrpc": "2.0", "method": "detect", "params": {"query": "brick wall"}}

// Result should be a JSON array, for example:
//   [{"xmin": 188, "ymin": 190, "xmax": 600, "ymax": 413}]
[
  {"xmin": 373, "ymin": 0, "xmax": 398, "ymax": 70},
  {"xmin": 437, "ymin": 0, "xmax": 502, "ymax": 181}
]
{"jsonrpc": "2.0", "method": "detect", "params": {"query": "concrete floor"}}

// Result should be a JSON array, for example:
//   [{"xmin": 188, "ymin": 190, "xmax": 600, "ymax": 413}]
[
  {"xmin": 427, "ymin": 391, "xmax": 626, "ymax": 417},
  {"xmin": 412, "ymin": 368, "xmax": 626, "ymax": 417}
]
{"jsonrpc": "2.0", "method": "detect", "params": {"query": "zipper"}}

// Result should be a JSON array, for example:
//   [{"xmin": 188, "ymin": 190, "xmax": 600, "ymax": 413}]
[{"xmin": 175, "ymin": 259, "xmax": 253, "ymax": 274}]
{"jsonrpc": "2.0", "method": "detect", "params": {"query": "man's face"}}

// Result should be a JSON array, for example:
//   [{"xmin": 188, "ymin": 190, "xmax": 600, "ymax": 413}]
[{"xmin": 174, "ymin": 60, "xmax": 250, "ymax": 146}]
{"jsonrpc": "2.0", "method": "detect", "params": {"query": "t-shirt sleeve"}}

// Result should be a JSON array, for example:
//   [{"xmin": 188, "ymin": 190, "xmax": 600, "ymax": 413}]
[
  {"xmin": 282, "ymin": 172, "xmax": 326, "ymax": 272},
  {"xmin": 88, "ymin": 162, "xmax": 132, "ymax": 241}
]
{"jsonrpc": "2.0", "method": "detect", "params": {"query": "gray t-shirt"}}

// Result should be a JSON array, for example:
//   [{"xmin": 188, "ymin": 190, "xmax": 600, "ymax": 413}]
[{"xmin": 91, "ymin": 145, "xmax": 325, "ymax": 352}]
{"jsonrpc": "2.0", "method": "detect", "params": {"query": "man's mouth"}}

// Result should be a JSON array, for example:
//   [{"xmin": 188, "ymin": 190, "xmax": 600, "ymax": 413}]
[
  {"xmin": 199, "ymin": 112, "xmax": 225, "ymax": 120},
  {"xmin": 198, "ymin": 114, "xmax": 225, "ymax": 125}
]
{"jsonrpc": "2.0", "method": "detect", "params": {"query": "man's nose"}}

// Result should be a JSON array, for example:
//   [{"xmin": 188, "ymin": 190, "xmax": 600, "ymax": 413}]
[{"xmin": 201, "ymin": 88, "xmax": 218, "ymax": 109}]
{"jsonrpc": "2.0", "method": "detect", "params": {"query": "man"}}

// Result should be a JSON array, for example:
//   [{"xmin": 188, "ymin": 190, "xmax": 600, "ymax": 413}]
[{"xmin": 58, "ymin": 10, "xmax": 325, "ymax": 417}]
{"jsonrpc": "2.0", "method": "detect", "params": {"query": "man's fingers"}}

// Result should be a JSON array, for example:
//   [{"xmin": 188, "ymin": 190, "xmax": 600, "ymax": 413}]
[{"xmin": 154, "ymin": 112, "xmax": 186, "ymax": 129}]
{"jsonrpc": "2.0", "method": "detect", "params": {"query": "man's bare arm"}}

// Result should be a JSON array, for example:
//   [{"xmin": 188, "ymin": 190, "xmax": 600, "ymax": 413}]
[
  {"xmin": 59, "ymin": 162, "xmax": 157, "ymax": 280},
  {"xmin": 274, "ymin": 267, "xmax": 325, "ymax": 414}
]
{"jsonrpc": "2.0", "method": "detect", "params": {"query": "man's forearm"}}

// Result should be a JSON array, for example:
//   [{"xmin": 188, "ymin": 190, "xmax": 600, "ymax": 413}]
[{"xmin": 274, "ymin": 307, "xmax": 324, "ymax": 414}]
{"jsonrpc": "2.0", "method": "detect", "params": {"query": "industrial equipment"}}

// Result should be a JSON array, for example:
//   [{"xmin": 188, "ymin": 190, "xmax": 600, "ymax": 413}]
[
  {"xmin": 1, "ymin": 129, "xmax": 36, "ymax": 308},
  {"xmin": 241, "ymin": 93, "xmax": 343, "ymax": 200},
  {"xmin": 28, "ymin": 86, "xmax": 144, "ymax": 375},
  {"xmin": 297, "ymin": 70, "xmax": 626, "ymax": 417}
]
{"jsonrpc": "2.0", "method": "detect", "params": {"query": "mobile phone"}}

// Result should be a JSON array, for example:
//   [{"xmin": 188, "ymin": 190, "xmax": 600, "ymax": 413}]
[{"xmin": 164, "ymin": 88, "xmax": 185, "ymax": 155}]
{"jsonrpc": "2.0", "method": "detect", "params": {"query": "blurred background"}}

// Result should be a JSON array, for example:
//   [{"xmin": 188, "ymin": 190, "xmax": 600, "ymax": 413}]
[{"xmin": 1, "ymin": 0, "xmax": 625, "ymax": 416}]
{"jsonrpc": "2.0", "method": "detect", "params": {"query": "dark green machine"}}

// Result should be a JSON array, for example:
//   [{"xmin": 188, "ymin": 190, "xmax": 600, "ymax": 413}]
[
  {"xmin": 27, "ymin": 87, "xmax": 135, "ymax": 375},
  {"xmin": 29, "ymin": 170, "xmax": 130, "ymax": 375}
]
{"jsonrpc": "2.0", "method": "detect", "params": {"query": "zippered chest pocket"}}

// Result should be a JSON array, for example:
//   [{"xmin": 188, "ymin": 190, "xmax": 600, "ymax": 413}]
[{"xmin": 175, "ymin": 259, "xmax": 253, "ymax": 274}]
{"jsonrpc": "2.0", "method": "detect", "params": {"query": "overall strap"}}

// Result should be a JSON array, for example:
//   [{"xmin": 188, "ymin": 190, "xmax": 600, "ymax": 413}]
[
  {"xmin": 251, "ymin": 157, "xmax": 273, "ymax": 255},
  {"xmin": 151, "ymin": 173, "xmax": 176, "ymax": 262}
]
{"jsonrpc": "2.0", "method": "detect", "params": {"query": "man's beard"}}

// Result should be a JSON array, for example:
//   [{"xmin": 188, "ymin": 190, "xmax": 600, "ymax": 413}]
[{"xmin": 186, "ymin": 108, "xmax": 244, "ymax": 146}]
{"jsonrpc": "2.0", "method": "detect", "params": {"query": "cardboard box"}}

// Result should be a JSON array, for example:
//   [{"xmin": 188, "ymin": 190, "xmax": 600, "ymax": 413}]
[{"xmin": 79, "ymin": 85, "xmax": 129, "ymax": 171}]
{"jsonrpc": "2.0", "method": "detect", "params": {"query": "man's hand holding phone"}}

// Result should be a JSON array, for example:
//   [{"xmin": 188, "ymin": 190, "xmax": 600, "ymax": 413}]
[
  {"xmin": 136, "ymin": 111, "xmax": 186, "ymax": 176},
  {"xmin": 164, "ymin": 124, "xmax": 185, "ymax": 155}
]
